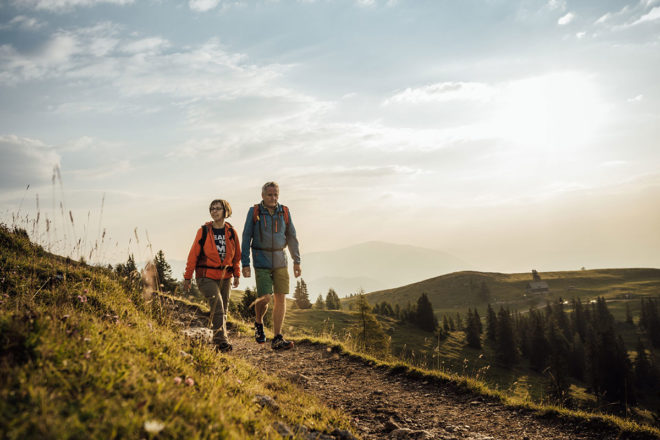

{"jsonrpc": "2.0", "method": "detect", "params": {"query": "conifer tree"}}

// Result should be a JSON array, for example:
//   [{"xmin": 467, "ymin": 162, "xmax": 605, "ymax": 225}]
[
  {"xmin": 325, "ymin": 288, "xmax": 341, "ymax": 310},
  {"xmin": 352, "ymin": 294, "xmax": 390, "ymax": 356},
  {"xmin": 529, "ymin": 312, "xmax": 549, "ymax": 371},
  {"xmin": 633, "ymin": 338, "xmax": 655, "ymax": 391},
  {"xmin": 416, "ymin": 293, "xmax": 437, "ymax": 332},
  {"xmin": 314, "ymin": 294, "xmax": 325, "ymax": 309},
  {"xmin": 474, "ymin": 308, "xmax": 483, "ymax": 334},
  {"xmin": 544, "ymin": 319, "xmax": 571, "ymax": 402},
  {"xmin": 464, "ymin": 309, "xmax": 481, "ymax": 348},
  {"xmin": 495, "ymin": 307, "xmax": 517, "ymax": 367},
  {"xmin": 571, "ymin": 298, "xmax": 587, "ymax": 341},
  {"xmin": 486, "ymin": 304, "xmax": 497, "ymax": 342},
  {"xmin": 154, "ymin": 250, "xmax": 177, "ymax": 293},
  {"xmin": 455, "ymin": 312, "xmax": 463, "ymax": 331},
  {"xmin": 293, "ymin": 279, "xmax": 312, "ymax": 309}
]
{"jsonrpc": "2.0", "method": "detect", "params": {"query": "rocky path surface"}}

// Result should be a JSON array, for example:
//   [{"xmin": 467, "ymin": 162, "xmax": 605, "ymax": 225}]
[
  {"xmin": 229, "ymin": 331, "xmax": 629, "ymax": 440},
  {"xmin": 169, "ymin": 298, "xmax": 652, "ymax": 440}
]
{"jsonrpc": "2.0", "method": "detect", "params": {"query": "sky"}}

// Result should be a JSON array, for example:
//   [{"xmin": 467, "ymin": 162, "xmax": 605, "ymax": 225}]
[{"xmin": 1, "ymin": 0, "xmax": 659, "ymax": 282}]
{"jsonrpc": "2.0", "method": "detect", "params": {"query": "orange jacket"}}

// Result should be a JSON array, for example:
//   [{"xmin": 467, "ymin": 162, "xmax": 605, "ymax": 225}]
[{"xmin": 184, "ymin": 221, "xmax": 241, "ymax": 280}]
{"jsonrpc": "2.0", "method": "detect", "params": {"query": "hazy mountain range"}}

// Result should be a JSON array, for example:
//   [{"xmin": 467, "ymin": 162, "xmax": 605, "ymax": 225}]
[
  {"xmin": 169, "ymin": 241, "xmax": 470, "ymax": 297},
  {"xmin": 301, "ymin": 241, "xmax": 471, "ymax": 297}
]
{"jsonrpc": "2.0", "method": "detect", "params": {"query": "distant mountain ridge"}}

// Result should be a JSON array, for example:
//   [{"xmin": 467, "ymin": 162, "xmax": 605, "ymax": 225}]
[{"xmin": 302, "ymin": 241, "xmax": 471, "ymax": 297}]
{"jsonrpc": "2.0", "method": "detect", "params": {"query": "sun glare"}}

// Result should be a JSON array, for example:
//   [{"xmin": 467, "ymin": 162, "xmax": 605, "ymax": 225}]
[{"xmin": 496, "ymin": 72, "xmax": 606, "ymax": 153}]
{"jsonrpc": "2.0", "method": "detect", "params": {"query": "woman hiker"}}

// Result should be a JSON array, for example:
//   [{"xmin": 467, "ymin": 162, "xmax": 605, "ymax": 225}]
[{"xmin": 184, "ymin": 199, "xmax": 241, "ymax": 352}]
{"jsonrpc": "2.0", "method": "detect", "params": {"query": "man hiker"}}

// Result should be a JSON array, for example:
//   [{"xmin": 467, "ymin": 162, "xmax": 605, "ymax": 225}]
[
  {"xmin": 242, "ymin": 181, "xmax": 301, "ymax": 350},
  {"xmin": 183, "ymin": 199, "xmax": 241, "ymax": 352}
]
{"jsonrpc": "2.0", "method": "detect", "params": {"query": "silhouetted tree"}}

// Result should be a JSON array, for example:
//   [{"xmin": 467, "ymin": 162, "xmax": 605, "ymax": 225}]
[
  {"xmin": 416, "ymin": 293, "xmax": 437, "ymax": 332},
  {"xmin": 464, "ymin": 309, "xmax": 481, "ymax": 349},
  {"xmin": 154, "ymin": 250, "xmax": 177, "ymax": 293},
  {"xmin": 325, "ymin": 288, "xmax": 341, "ymax": 310},
  {"xmin": 314, "ymin": 294, "xmax": 325, "ymax": 309},
  {"xmin": 294, "ymin": 279, "xmax": 312, "ymax": 309},
  {"xmin": 352, "ymin": 294, "xmax": 389, "ymax": 356},
  {"xmin": 486, "ymin": 304, "xmax": 498, "ymax": 343},
  {"xmin": 495, "ymin": 307, "xmax": 517, "ymax": 367}
]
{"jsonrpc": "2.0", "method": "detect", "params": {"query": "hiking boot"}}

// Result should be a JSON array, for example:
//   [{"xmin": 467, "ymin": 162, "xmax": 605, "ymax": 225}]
[
  {"xmin": 254, "ymin": 322, "xmax": 266, "ymax": 344},
  {"xmin": 215, "ymin": 341, "xmax": 233, "ymax": 353},
  {"xmin": 271, "ymin": 334, "xmax": 294, "ymax": 350}
]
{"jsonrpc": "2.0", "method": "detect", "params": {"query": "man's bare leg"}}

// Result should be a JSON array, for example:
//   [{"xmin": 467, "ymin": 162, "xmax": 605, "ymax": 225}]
[
  {"xmin": 255, "ymin": 294, "xmax": 271, "ymax": 324},
  {"xmin": 273, "ymin": 293, "xmax": 286, "ymax": 336}
]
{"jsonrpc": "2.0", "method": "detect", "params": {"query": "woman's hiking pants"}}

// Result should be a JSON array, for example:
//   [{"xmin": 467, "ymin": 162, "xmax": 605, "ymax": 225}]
[{"xmin": 197, "ymin": 277, "xmax": 230, "ymax": 345}]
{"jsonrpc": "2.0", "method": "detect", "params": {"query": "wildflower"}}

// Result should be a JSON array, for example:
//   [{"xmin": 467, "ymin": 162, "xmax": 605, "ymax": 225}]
[
  {"xmin": 236, "ymin": 379, "xmax": 242, "ymax": 385},
  {"xmin": 143, "ymin": 420, "xmax": 165, "ymax": 434},
  {"xmin": 185, "ymin": 377, "xmax": 195, "ymax": 386},
  {"xmin": 84, "ymin": 350, "xmax": 91, "ymax": 359},
  {"xmin": 77, "ymin": 295, "xmax": 88, "ymax": 303},
  {"xmin": 84, "ymin": 289, "xmax": 88, "ymax": 293},
  {"xmin": 173, "ymin": 376, "xmax": 182, "ymax": 385}
]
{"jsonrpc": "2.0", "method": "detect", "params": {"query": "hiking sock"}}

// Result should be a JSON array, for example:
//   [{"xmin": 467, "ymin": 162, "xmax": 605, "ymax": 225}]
[{"xmin": 254, "ymin": 322, "xmax": 266, "ymax": 344}]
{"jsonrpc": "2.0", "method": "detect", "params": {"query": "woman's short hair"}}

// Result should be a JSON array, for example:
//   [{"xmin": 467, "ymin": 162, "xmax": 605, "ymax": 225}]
[
  {"xmin": 208, "ymin": 199, "xmax": 232, "ymax": 218},
  {"xmin": 261, "ymin": 181, "xmax": 279, "ymax": 194}
]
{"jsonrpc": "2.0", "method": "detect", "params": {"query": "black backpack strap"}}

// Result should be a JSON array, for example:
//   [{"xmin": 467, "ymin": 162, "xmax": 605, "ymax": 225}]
[{"xmin": 198, "ymin": 224, "xmax": 208, "ymax": 260}]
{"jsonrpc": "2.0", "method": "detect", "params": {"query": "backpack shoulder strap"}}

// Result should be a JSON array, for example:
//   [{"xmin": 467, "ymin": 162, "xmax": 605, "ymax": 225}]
[
  {"xmin": 281, "ymin": 205, "xmax": 290, "ymax": 225},
  {"xmin": 198, "ymin": 224, "xmax": 208, "ymax": 260},
  {"xmin": 252, "ymin": 204, "xmax": 260, "ymax": 224},
  {"xmin": 225, "ymin": 223, "xmax": 235, "ymax": 240}
]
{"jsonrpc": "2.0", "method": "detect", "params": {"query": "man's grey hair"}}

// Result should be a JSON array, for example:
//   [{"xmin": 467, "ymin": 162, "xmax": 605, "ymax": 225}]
[{"xmin": 261, "ymin": 181, "xmax": 279, "ymax": 193}]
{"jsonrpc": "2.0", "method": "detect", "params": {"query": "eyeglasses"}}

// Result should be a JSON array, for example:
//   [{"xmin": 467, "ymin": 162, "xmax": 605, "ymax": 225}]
[{"xmin": 210, "ymin": 206, "xmax": 224, "ymax": 211}]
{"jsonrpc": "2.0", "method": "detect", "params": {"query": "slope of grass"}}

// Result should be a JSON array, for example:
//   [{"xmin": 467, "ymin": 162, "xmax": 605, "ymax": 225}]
[
  {"xmin": 0, "ymin": 225, "xmax": 355, "ymax": 439},
  {"xmin": 360, "ymin": 268, "xmax": 660, "ymax": 315}
]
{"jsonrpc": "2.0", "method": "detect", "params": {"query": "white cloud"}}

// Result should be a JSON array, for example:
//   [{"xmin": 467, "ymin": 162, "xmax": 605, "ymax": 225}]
[
  {"xmin": 631, "ymin": 6, "xmax": 660, "ymax": 25},
  {"xmin": 0, "ymin": 22, "xmax": 123, "ymax": 83},
  {"xmin": 628, "ymin": 94, "xmax": 644, "ymax": 102},
  {"xmin": 558, "ymin": 12, "xmax": 575, "ymax": 25},
  {"xmin": 576, "ymin": 31, "xmax": 586, "ymax": 39},
  {"xmin": 383, "ymin": 81, "xmax": 496, "ymax": 106},
  {"xmin": 121, "ymin": 37, "xmax": 170, "ymax": 54},
  {"xmin": 0, "ymin": 25, "xmax": 291, "ymax": 104},
  {"xmin": 0, "ymin": 15, "xmax": 45, "ymax": 30},
  {"xmin": 189, "ymin": 0, "xmax": 220, "ymax": 12},
  {"xmin": 546, "ymin": 0, "xmax": 566, "ymax": 11},
  {"xmin": 356, "ymin": 0, "xmax": 376, "ymax": 6},
  {"xmin": 12, "ymin": 0, "xmax": 134, "ymax": 11},
  {"xmin": 0, "ymin": 135, "xmax": 60, "ymax": 189}
]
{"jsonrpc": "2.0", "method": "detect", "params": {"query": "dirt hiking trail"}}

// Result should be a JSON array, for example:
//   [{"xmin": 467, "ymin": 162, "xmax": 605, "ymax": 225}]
[{"xmin": 171, "ymin": 298, "xmax": 656, "ymax": 440}]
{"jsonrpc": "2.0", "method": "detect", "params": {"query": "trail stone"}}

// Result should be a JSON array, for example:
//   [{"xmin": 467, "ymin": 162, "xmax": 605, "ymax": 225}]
[
  {"xmin": 384, "ymin": 418, "xmax": 401, "ymax": 432},
  {"xmin": 389, "ymin": 428, "xmax": 433, "ymax": 439},
  {"xmin": 273, "ymin": 421, "xmax": 293, "ymax": 437},
  {"xmin": 253, "ymin": 394, "xmax": 279, "ymax": 411},
  {"xmin": 330, "ymin": 428, "xmax": 358, "ymax": 439}
]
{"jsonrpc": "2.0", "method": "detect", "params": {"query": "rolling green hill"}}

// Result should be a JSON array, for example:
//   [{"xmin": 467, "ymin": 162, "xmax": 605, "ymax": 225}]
[{"xmin": 359, "ymin": 268, "xmax": 660, "ymax": 316}]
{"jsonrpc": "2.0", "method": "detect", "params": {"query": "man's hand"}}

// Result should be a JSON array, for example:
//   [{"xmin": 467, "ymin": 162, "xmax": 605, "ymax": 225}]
[
  {"xmin": 293, "ymin": 263, "xmax": 302, "ymax": 278},
  {"xmin": 232, "ymin": 276, "xmax": 240, "ymax": 288},
  {"xmin": 242, "ymin": 267, "xmax": 251, "ymax": 278},
  {"xmin": 183, "ymin": 279, "xmax": 191, "ymax": 292}
]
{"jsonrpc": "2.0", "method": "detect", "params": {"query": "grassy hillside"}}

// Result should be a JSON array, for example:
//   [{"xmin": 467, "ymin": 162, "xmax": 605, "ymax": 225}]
[
  {"xmin": 0, "ymin": 225, "xmax": 354, "ymax": 439},
  {"xmin": 361, "ymin": 268, "xmax": 660, "ymax": 315},
  {"xmin": 289, "ymin": 266, "xmax": 660, "ymax": 429}
]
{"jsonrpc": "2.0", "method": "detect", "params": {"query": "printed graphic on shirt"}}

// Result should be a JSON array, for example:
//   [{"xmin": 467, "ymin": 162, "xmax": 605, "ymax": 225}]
[{"xmin": 212, "ymin": 227, "xmax": 226, "ymax": 261}]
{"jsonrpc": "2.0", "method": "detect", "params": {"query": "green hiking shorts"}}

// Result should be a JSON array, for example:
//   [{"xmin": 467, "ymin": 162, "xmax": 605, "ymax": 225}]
[{"xmin": 255, "ymin": 267, "xmax": 290, "ymax": 297}]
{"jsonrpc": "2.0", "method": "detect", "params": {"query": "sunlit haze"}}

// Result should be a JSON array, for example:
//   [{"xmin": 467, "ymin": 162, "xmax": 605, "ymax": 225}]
[{"xmin": 1, "ymin": 0, "xmax": 659, "ymax": 289}]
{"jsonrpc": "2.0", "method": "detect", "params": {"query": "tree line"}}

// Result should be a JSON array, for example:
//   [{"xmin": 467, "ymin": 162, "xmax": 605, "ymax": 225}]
[{"xmin": 459, "ymin": 297, "xmax": 660, "ymax": 406}]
